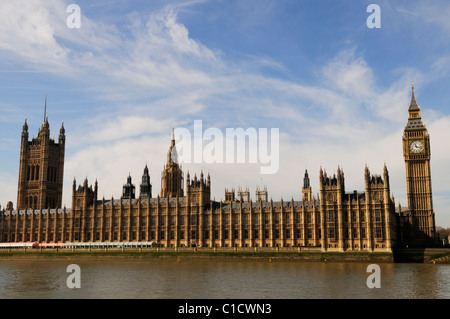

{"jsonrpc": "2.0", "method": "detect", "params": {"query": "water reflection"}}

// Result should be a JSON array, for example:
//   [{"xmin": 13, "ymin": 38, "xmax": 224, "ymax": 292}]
[{"xmin": 0, "ymin": 258, "xmax": 448, "ymax": 299}]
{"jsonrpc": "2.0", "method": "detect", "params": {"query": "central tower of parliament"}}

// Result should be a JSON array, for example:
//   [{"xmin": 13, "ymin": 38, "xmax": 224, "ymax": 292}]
[{"xmin": 0, "ymin": 86, "xmax": 438, "ymax": 249}]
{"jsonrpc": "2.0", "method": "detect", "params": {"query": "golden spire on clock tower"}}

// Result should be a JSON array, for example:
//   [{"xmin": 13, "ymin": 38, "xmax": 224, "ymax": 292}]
[
  {"xmin": 408, "ymin": 82, "xmax": 421, "ymax": 115},
  {"xmin": 406, "ymin": 84, "xmax": 425, "ymax": 130}
]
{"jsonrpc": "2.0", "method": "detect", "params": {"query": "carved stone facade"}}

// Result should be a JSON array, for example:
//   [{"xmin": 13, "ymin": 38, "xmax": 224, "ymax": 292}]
[
  {"xmin": 0, "ymin": 87, "xmax": 438, "ymax": 249},
  {"xmin": 16, "ymin": 118, "xmax": 65, "ymax": 211},
  {"xmin": 0, "ymin": 135, "xmax": 398, "ymax": 251}
]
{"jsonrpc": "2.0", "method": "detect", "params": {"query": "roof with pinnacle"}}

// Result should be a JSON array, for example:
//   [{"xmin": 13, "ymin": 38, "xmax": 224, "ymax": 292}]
[
  {"xmin": 405, "ymin": 85, "xmax": 426, "ymax": 131},
  {"xmin": 409, "ymin": 86, "xmax": 420, "ymax": 111}
]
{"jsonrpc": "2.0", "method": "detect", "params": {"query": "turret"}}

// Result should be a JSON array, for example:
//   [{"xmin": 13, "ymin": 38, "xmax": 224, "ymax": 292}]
[
  {"xmin": 187, "ymin": 171, "xmax": 211, "ymax": 207},
  {"xmin": 319, "ymin": 166, "xmax": 326, "ymax": 190},
  {"xmin": 140, "ymin": 165, "xmax": 152, "ymax": 199},
  {"xmin": 59, "ymin": 121, "xmax": 65, "ymax": 144},
  {"xmin": 256, "ymin": 185, "xmax": 268, "ymax": 202},
  {"xmin": 72, "ymin": 177, "xmax": 97, "ymax": 210},
  {"xmin": 302, "ymin": 169, "xmax": 312, "ymax": 201},
  {"xmin": 122, "ymin": 174, "xmax": 136, "ymax": 199},
  {"xmin": 22, "ymin": 118, "xmax": 28, "ymax": 141},
  {"xmin": 303, "ymin": 169, "xmax": 310, "ymax": 189},
  {"xmin": 237, "ymin": 186, "xmax": 250, "ymax": 202},
  {"xmin": 383, "ymin": 163, "xmax": 390, "ymax": 192},
  {"xmin": 364, "ymin": 164, "xmax": 370, "ymax": 184},
  {"xmin": 225, "ymin": 188, "xmax": 235, "ymax": 203}
]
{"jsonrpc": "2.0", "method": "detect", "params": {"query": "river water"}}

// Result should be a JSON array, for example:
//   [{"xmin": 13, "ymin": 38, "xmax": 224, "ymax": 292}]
[{"xmin": 0, "ymin": 258, "xmax": 448, "ymax": 299}]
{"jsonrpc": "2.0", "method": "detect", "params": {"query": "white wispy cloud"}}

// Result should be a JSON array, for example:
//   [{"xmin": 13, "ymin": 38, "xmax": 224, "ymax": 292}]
[{"xmin": 0, "ymin": 1, "xmax": 449, "ymax": 227}]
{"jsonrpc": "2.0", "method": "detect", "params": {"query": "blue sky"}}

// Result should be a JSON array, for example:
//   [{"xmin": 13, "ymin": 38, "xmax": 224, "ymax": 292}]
[{"xmin": 0, "ymin": 0, "xmax": 449, "ymax": 227}]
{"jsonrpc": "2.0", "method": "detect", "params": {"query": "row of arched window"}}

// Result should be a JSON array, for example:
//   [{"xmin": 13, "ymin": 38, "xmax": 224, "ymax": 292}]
[
  {"xmin": 26, "ymin": 165, "xmax": 39, "ymax": 181},
  {"xmin": 26, "ymin": 165, "xmax": 58, "ymax": 182}
]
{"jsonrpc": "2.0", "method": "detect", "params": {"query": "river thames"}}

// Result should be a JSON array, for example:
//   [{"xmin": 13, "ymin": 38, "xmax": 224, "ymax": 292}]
[{"xmin": 0, "ymin": 258, "xmax": 448, "ymax": 299}]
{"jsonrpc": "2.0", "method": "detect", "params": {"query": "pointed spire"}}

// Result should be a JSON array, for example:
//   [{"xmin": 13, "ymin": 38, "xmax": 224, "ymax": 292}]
[
  {"xmin": 58, "ymin": 121, "xmax": 65, "ymax": 144},
  {"xmin": 44, "ymin": 93, "xmax": 47, "ymax": 123},
  {"xmin": 170, "ymin": 127, "xmax": 176, "ymax": 149},
  {"xmin": 123, "ymin": 174, "xmax": 136, "ymax": 199},
  {"xmin": 167, "ymin": 128, "xmax": 178, "ymax": 163},
  {"xmin": 303, "ymin": 169, "xmax": 310, "ymax": 189},
  {"xmin": 22, "ymin": 118, "xmax": 29, "ymax": 140},
  {"xmin": 409, "ymin": 82, "xmax": 420, "ymax": 111}
]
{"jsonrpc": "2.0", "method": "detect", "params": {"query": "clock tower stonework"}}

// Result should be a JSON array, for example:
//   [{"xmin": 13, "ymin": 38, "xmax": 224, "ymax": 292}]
[{"xmin": 402, "ymin": 85, "xmax": 436, "ymax": 246}]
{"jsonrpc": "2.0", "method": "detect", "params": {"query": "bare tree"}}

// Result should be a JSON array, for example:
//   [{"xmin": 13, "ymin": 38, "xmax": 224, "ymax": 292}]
[{"xmin": 436, "ymin": 226, "xmax": 450, "ymax": 239}]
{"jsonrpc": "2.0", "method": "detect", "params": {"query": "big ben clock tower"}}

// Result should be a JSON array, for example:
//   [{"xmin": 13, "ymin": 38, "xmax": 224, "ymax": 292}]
[{"xmin": 402, "ymin": 84, "xmax": 436, "ymax": 246}]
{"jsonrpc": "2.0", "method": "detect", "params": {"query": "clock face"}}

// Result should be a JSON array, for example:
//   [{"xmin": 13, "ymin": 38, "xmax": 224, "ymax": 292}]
[{"xmin": 409, "ymin": 140, "xmax": 424, "ymax": 153}]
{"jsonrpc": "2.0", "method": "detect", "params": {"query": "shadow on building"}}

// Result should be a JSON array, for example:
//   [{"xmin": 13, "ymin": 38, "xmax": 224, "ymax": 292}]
[{"xmin": 393, "ymin": 220, "xmax": 440, "ymax": 262}]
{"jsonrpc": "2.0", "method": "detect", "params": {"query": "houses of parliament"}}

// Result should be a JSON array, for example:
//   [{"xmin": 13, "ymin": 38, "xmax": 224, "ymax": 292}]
[{"xmin": 0, "ymin": 86, "xmax": 438, "ymax": 250}]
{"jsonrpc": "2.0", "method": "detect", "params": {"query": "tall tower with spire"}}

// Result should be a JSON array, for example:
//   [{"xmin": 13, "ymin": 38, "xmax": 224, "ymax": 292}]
[
  {"xmin": 161, "ymin": 130, "xmax": 184, "ymax": 198},
  {"xmin": 139, "ymin": 165, "xmax": 152, "ymax": 199},
  {"xmin": 17, "ymin": 104, "xmax": 65, "ymax": 210},
  {"xmin": 122, "ymin": 174, "xmax": 136, "ymax": 199},
  {"xmin": 302, "ymin": 169, "xmax": 312, "ymax": 201},
  {"xmin": 402, "ymin": 84, "xmax": 436, "ymax": 246}
]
